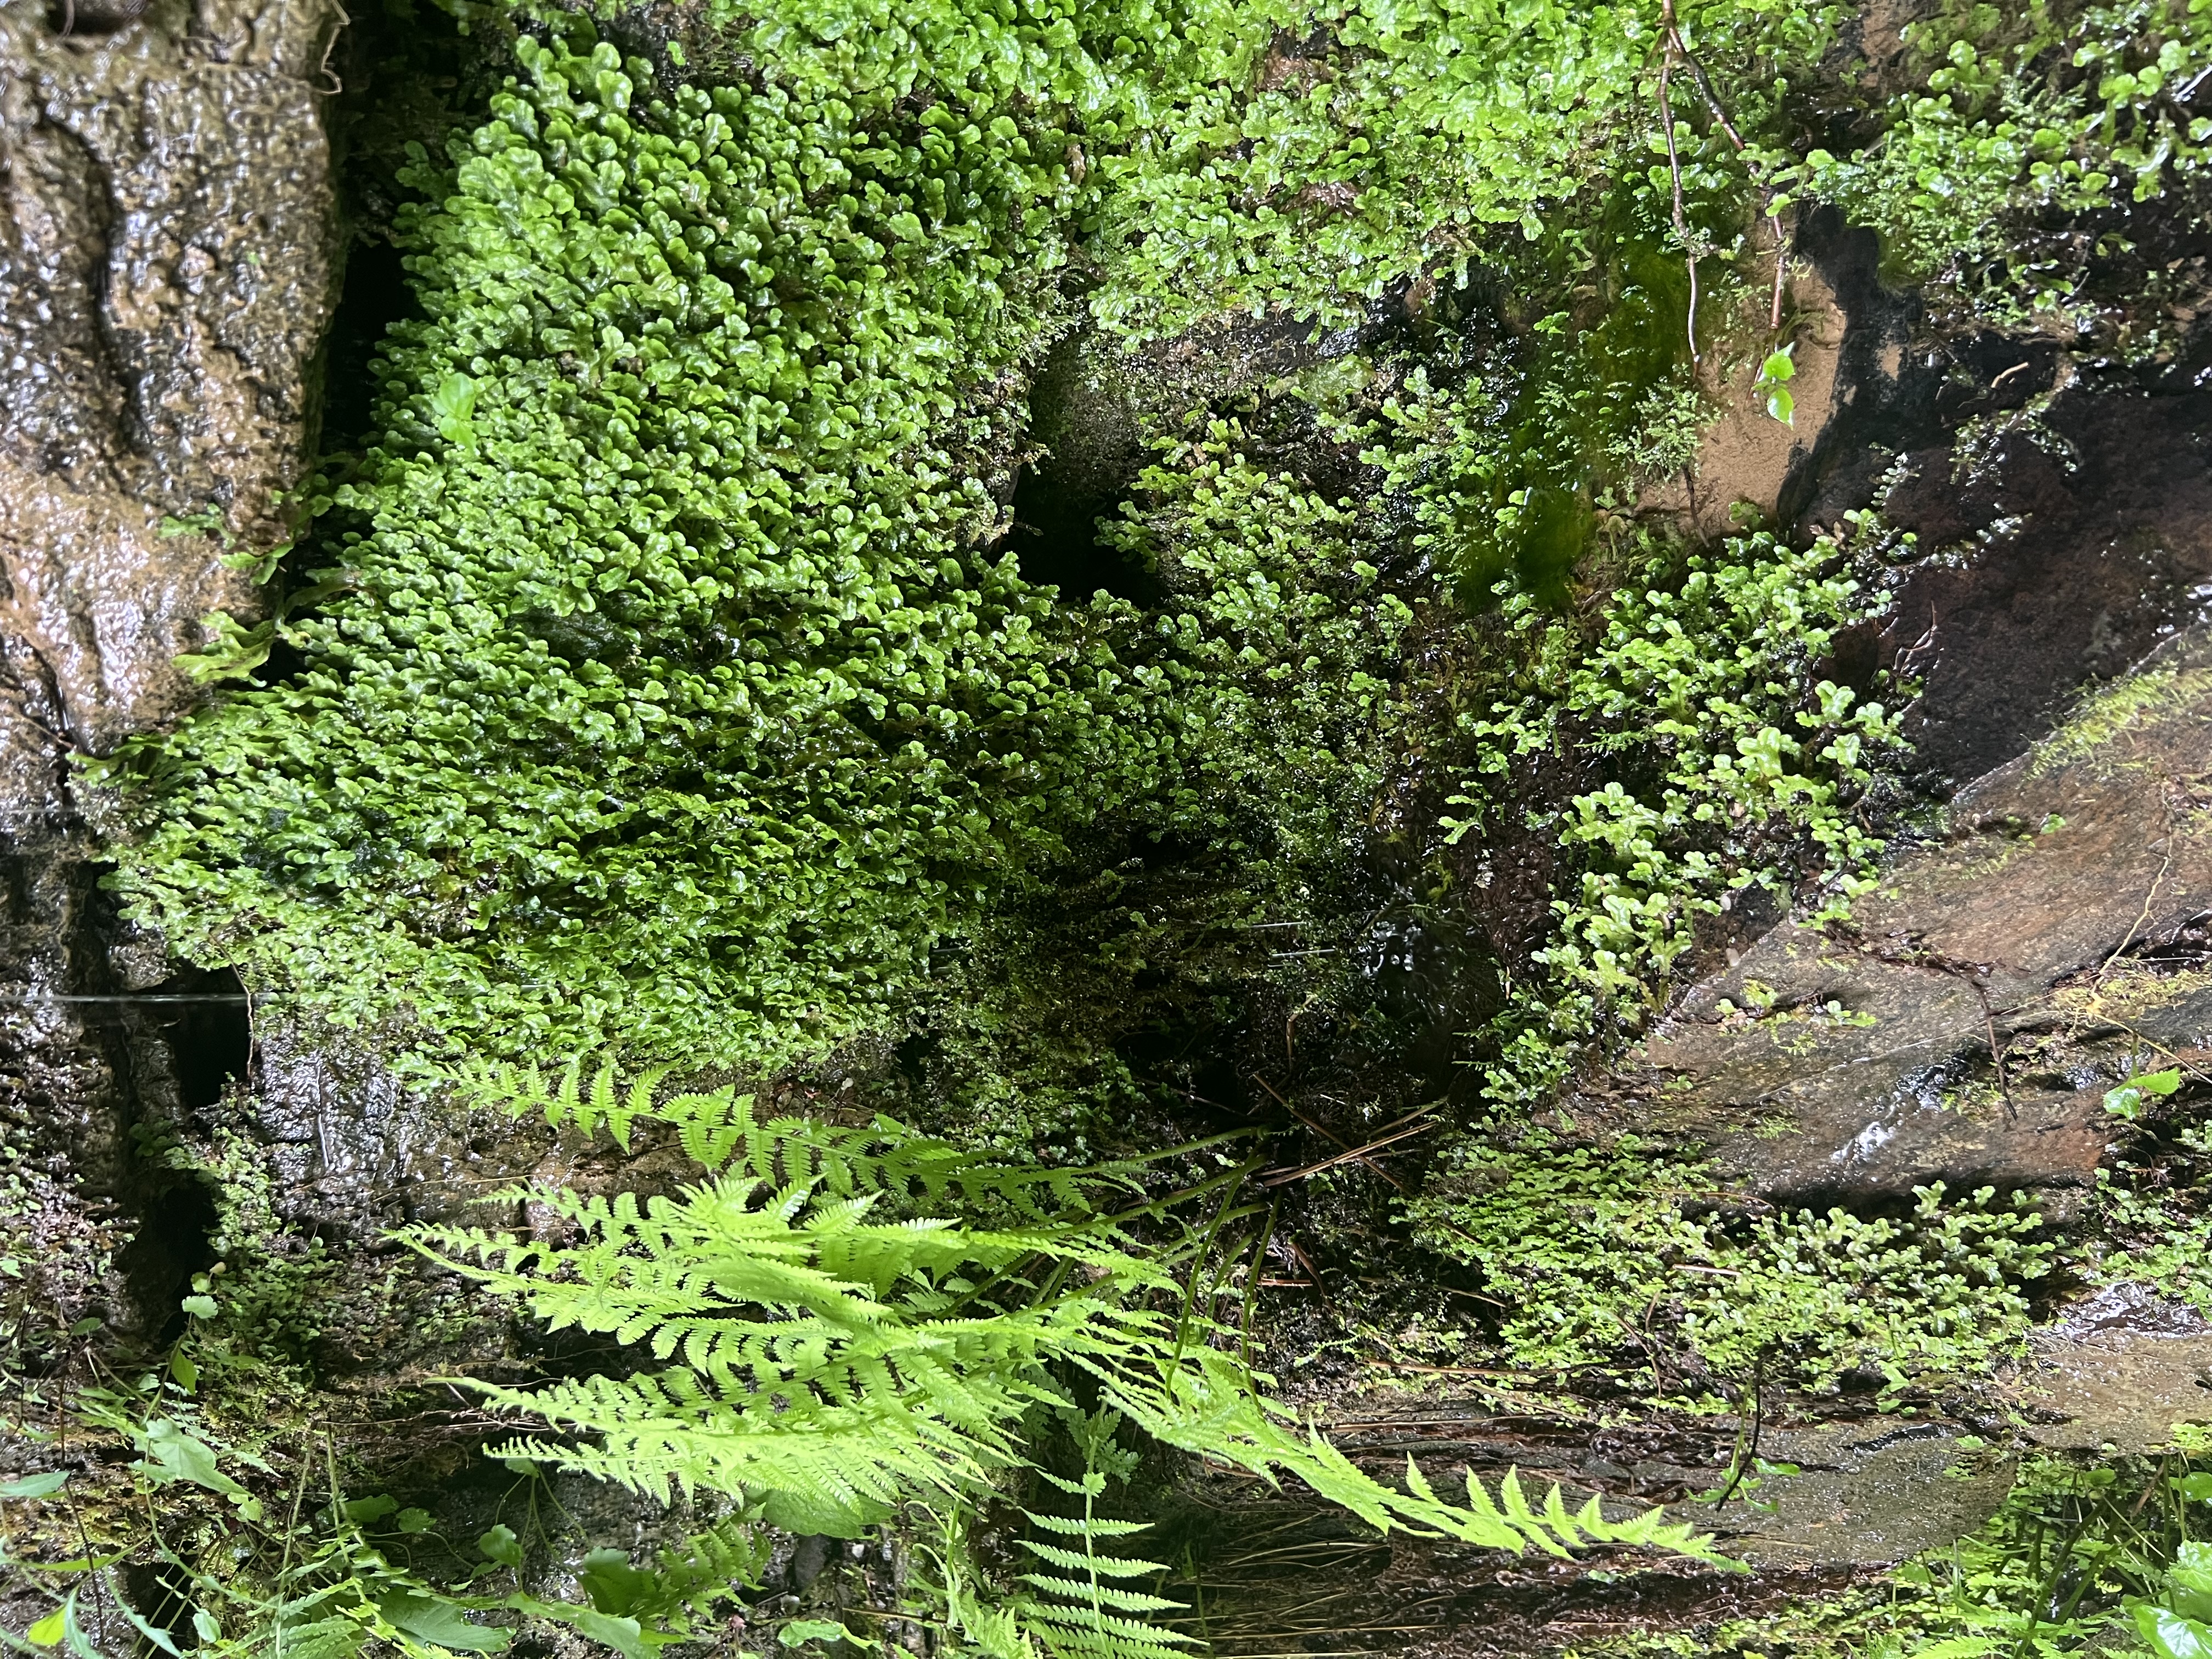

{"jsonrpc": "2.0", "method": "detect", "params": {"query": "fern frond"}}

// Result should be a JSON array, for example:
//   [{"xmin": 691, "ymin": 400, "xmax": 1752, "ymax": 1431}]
[
  {"xmin": 1023, "ymin": 1515, "xmax": 1156, "ymax": 1541},
  {"xmin": 998, "ymin": 1499, "xmax": 1197, "ymax": 1659},
  {"xmin": 1018, "ymin": 1604, "xmax": 1199, "ymax": 1644},
  {"xmin": 1014, "ymin": 1577, "xmax": 1187, "ymax": 1616},
  {"xmin": 1017, "ymin": 1541, "xmax": 1168, "ymax": 1578},
  {"xmin": 424, "ymin": 1075, "xmax": 1731, "ymax": 1570}
]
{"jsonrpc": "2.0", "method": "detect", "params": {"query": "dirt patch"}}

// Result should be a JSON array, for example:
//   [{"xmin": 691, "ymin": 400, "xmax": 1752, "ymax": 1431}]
[{"xmin": 1641, "ymin": 267, "xmax": 1849, "ymax": 537}]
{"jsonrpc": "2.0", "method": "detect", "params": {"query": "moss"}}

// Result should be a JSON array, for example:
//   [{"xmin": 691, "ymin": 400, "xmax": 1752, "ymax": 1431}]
[
  {"xmin": 1406, "ymin": 1130, "xmax": 2053, "ymax": 1393},
  {"xmin": 2032, "ymin": 664, "xmax": 2212, "ymax": 777},
  {"xmin": 1562, "ymin": 1451, "xmax": 2212, "ymax": 1658}
]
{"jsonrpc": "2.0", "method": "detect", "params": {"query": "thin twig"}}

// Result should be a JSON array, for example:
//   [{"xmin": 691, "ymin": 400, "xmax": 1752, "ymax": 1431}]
[
  {"xmin": 1283, "ymin": 1237, "xmax": 1336, "ymax": 1312},
  {"xmin": 1254, "ymin": 1075, "xmax": 1407, "ymax": 1193},
  {"xmin": 2095, "ymin": 816, "xmax": 2176, "ymax": 987},
  {"xmin": 1660, "ymin": 0, "xmax": 1790, "ymax": 331},
  {"xmin": 317, "ymin": 0, "xmax": 351, "ymax": 95},
  {"xmin": 1711, "ymin": 1357, "xmax": 1764, "ymax": 1506},
  {"xmin": 1972, "ymin": 976, "xmax": 2017, "ymax": 1125},
  {"xmin": 1655, "ymin": 46, "xmax": 1699, "ymax": 363},
  {"xmin": 1258, "ymin": 1118, "xmax": 1440, "ymax": 1187}
]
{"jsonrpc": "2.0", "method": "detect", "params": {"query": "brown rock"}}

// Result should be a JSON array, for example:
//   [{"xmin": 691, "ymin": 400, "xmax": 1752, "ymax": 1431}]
[
  {"xmin": 0, "ymin": 0, "xmax": 336, "ymax": 793},
  {"xmin": 1609, "ymin": 626, "xmax": 2212, "ymax": 1207}
]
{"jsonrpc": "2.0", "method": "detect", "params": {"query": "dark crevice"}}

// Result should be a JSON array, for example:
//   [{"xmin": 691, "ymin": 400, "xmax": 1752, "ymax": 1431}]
[
  {"xmin": 46, "ymin": 0, "xmax": 147, "ymax": 40},
  {"xmin": 151, "ymin": 963, "xmax": 252, "ymax": 1113},
  {"xmin": 317, "ymin": 234, "xmax": 420, "ymax": 457},
  {"xmin": 1008, "ymin": 461, "xmax": 1160, "ymax": 603},
  {"xmin": 67, "ymin": 881, "xmax": 245, "ymax": 1340},
  {"xmin": 112, "ymin": 1165, "xmax": 219, "ymax": 1344},
  {"xmin": 1006, "ymin": 335, "xmax": 1161, "ymax": 605},
  {"xmin": 118, "ymin": 1566, "xmax": 199, "ymax": 1654}
]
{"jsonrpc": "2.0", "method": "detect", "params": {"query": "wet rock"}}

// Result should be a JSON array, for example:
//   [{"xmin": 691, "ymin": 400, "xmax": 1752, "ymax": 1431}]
[
  {"xmin": 1789, "ymin": 211, "xmax": 2212, "ymax": 793},
  {"xmin": 1606, "ymin": 624, "xmax": 2212, "ymax": 1209},
  {"xmin": 1869, "ymin": 387, "xmax": 2212, "ymax": 791},
  {"xmin": 2005, "ymin": 1304, "xmax": 2212, "ymax": 1454},
  {"xmin": 1708, "ymin": 1419, "xmax": 2010, "ymax": 1570},
  {"xmin": 1, "ymin": 0, "xmax": 336, "ymax": 775},
  {"xmin": 0, "ymin": 0, "xmax": 337, "ymax": 1363}
]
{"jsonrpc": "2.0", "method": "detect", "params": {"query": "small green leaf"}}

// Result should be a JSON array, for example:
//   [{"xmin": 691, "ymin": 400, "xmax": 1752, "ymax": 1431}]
[
  {"xmin": 180, "ymin": 1295, "xmax": 218, "ymax": 1319},
  {"xmin": 191, "ymin": 1610, "xmax": 223, "ymax": 1646},
  {"xmin": 568, "ymin": 1610, "xmax": 649, "ymax": 1659},
  {"xmin": 25, "ymin": 1609, "xmax": 65, "ymax": 1647},
  {"xmin": 578, "ymin": 1549, "xmax": 654, "ymax": 1617},
  {"xmin": 170, "ymin": 1351, "xmax": 199, "ymax": 1393},
  {"xmin": 138, "ymin": 1419, "xmax": 245, "ymax": 1497},
  {"xmin": 432, "ymin": 374, "xmax": 481, "ymax": 449},
  {"xmin": 346, "ymin": 1494, "xmax": 399, "ymax": 1525},
  {"xmin": 60, "ymin": 1599, "xmax": 101, "ymax": 1659},
  {"xmin": 1757, "ymin": 345, "xmax": 1797, "ymax": 425},
  {"xmin": 375, "ymin": 1592, "xmax": 511, "ymax": 1654},
  {"xmin": 780, "ymin": 1620, "xmax": 862, "ymax": 1647},
  {"xmin": 2103, "ymin": 1068, "xmax": 2176, "ymax": 1119},
  {"xmin": 394, "ymin": 1508, "xmax": 435, "ymax": 1534},
  {"xmin": 0, "ymin": 1472, "xmax": 67, "ymax": 1498},
  {"xmin": 67, "ymin": 1318, "xmax": 101, "ymax": 1336},
  {"xmin": 478, "ymin": 1525, "xmax": 524, "ymax": 1569}
]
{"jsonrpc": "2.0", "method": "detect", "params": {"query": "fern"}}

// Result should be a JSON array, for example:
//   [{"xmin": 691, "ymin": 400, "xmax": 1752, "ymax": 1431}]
[
  {"xmin": 1013, "ymin": 1482, "xmax": 1195, "ymax": 1659},
  {"xmin": 416, "ymin": 1064, "xmax": 1734, "ymax": 1569}
]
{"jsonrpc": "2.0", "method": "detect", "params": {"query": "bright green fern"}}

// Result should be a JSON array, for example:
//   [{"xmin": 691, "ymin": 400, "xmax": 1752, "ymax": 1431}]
[{"xmin": 415, "ymin": 1064, "xmax": 1734, "ymax": 1575}]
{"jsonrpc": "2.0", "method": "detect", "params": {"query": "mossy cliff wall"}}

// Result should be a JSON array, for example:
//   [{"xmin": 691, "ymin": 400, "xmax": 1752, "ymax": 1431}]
[{"xmin": 8, "ymin": 1, "xmax": 2212, "ymax": 1655}]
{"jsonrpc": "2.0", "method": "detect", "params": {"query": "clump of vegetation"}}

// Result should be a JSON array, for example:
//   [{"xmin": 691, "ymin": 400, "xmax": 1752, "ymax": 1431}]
[
  {"xmin": 2085, "ymin": 1065, "xmax": 2212, "ymax": 1317},
  {"xmin": 1409, "ymin": 1132, "xmax": 2053, "ymax": 1391},
  {"xmin": 99, "ymin": 27, "xmax": 1152, "ymax": 1068},
  {"xmin": 96, "ymin": 0, "xmax": 2212, "ymax": 1091},
  {"xmin": 1450, "ymin": 513, "xmax": 1911, "ymax": 1107},
  {"xmin": 1790, "ymin": 0, "xmax": 2212, "ymax": 329},
  {"xmin": 1, "ymin": 1070, "xmax": 1727, "ymax": 1659}
]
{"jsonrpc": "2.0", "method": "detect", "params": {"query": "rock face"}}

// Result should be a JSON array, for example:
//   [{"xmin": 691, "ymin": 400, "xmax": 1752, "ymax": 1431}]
[
  {"xmin": 0, "ymin": 0, "xmax": 336, "ymax": 1351},
  {"xmin": 1596, "ymin": 624, "xmax": 2212, "ymax": 1215},
  {"xmin": 1, "ymin": 0, "xmax": 334, "ymax": 791}
]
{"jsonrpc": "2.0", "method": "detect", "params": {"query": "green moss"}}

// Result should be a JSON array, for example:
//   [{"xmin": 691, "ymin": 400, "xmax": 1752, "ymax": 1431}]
[
  {"xmin": 1789, "ymin": 0, "xmax": 2212, "ymax": 326},
  {"xmin": 1407, "ymin": 1131, "xmax": 2053, "ymax": 1391},
  {"xmin": 1446, "ymin": 514, "xmax": 1914, "ymax": 1113},
  {"xmin": 2032, "ymin": 663, "xmax": 2212, "ymax": 776},
  {"xmin": 97, "ymin": 0, "xmax": 2211, "ymax": 1085}
]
